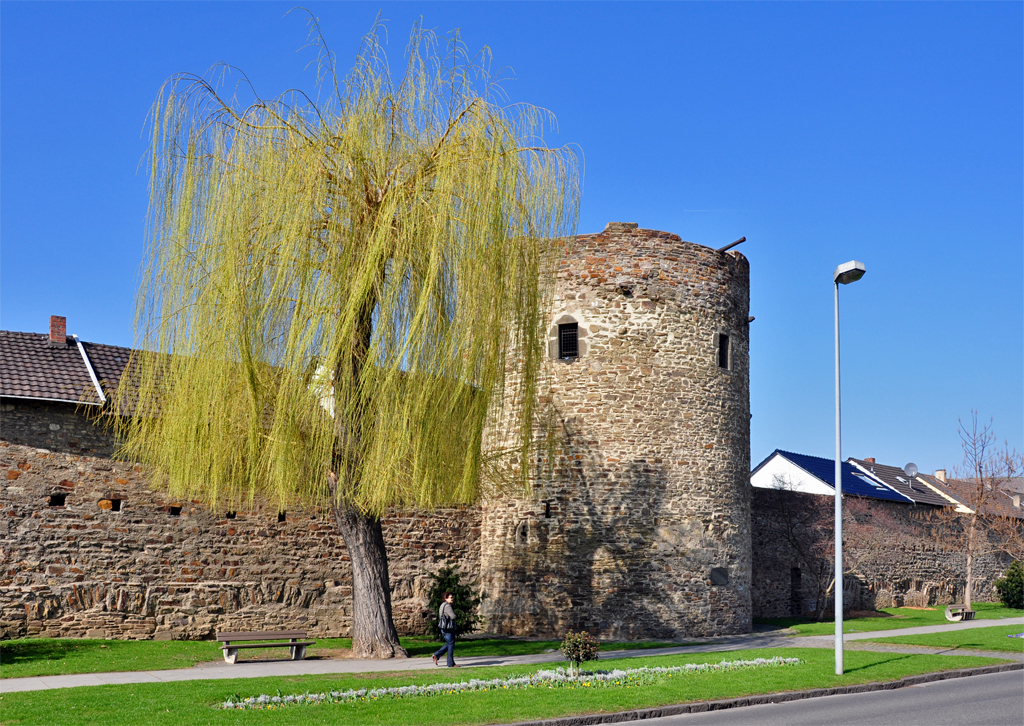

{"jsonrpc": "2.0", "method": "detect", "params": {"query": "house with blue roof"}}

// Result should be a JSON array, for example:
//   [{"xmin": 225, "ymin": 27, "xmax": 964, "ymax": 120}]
[
  {"xmin": 750, "ymin": 449, "xmax": 911, "ymax": 502},
  {"xmin": 750, "ymin": 448, "xmax": 1019, "ymax": 621}
]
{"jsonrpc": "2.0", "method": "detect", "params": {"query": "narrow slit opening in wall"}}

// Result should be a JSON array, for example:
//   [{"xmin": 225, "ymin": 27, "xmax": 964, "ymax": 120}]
[
  {"xmin": 278, "ymin": 511, "xmax": 286, "ymax": 523},
  {"xmin": 47, "ymin": 493, "xmax": 67, "ymax": 507},
  {"xmin": 558, "ymin": 323, "xmax": 578, "ymax": 359},
  {"xmin": 717, "ymin": 333, "xmax": 730, "ymax": 370},
  {"xmin": 790, "ymin": 567, "xmax": 802, "ymax": 617}
]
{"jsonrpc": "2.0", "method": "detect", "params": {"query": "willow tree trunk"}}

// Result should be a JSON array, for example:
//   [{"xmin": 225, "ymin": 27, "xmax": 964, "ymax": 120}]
[
  {"xmin": 328, "ymin": 258, "xmax": 407, "ymax": 659},
  {"xmin": 332, "ymin": 501, "xmax": 408, "ymax": 658}
]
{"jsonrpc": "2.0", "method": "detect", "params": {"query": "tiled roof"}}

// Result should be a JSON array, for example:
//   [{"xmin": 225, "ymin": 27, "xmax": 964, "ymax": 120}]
[
  {"xmin": 1003, "ymin": 477, "xmax": 1024, "ymax": 495},
  {"xmin": 768, "ymin": 450, "xmax": 912, "ymax": 502},
  {"xmin": 79, "ymin": 340, "xmax": 133, "ymax": 397},
  {"xmin": 848, "ymin": 458, "xmax": 950, "ymax": 507},
  {"xmin": 0, "ymin": 330, "xmax": 132, "ymax": 405},
  {"xmin": 915, "ymin": 473, "xmax": 967, "ymax": 508},
  {"xmin": 933, "ymin": 477, "xmax": 1024, "ymax": 521}
]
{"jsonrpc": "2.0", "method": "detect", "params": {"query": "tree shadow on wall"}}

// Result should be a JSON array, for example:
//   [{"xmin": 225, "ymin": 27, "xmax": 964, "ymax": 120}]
[{"xmin": 499, "ymin": 410, "xmax": 688, "ymax": 639}]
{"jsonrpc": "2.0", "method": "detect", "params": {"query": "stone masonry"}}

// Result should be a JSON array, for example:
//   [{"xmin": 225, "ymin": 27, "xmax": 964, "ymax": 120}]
[
  {"xmin": 479, "ymin": 223, "xmax": 752, "ymax": 639},
  {"xmin": 751, "ymin": 488, "xmax": 1015, "ymax": 618},
  {"xmin": 0, "ymin": 430, "xmax": 479, "ymax": 640},
  {"xmin": 2, "ymin": 223, "xmax": 754, "ymax": 641}
]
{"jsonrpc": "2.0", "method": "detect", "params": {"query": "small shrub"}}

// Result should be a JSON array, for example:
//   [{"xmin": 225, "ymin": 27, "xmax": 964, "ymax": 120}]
[
  {"xmin": 425, "ymin": 565, "xmax": 483, "ymax": 640},
  {"xmin": 995, "ymin": 561, "xmax": 1024, "ymax": 610},
  {"xmin": 559, "ymin": 630, "xmax": 600, "ymax": 676}
]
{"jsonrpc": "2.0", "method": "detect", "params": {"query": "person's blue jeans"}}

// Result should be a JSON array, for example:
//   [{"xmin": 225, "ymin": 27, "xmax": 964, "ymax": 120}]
[{"xmin": 433, "ymin": 630, "xmax": 455, "ymax": 667}]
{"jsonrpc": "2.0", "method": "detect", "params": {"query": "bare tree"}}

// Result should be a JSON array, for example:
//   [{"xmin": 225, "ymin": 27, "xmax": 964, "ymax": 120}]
[
  {"xmin": 767, "ymin": 477, "xmax": 910, "ymax": 619},
  {"xmin": 925, "ymin": 414, "xmax": 1024, "ymax": 609}
]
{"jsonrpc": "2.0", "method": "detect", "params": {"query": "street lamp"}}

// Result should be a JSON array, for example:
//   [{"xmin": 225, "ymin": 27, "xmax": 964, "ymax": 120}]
[{"xmin": 833, "ymin": 259, "xmax": 865, "ymax": 676}]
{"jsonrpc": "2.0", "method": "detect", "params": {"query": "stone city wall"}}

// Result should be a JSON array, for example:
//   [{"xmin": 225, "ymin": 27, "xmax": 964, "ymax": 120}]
[
  {"xmin": 479, "ymin": 224, "xmax": 753, "ymax": 639},
  {"xmin": 0, "ymin": 429, "xmax": 480, "ymax": 641},
  {"xmin": 751, "ymin": 487, "xmax": 1015, "ymax": 618},
  {"xmin": 1, "ymin": 399, "xmax": 118, "ymax": 457},
  {"xmin": 2, "ymin": 223, "xmax": 757, "ymax": 643}
]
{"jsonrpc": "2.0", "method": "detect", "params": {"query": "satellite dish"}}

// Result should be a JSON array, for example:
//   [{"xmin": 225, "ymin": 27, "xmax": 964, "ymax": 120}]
[{"xmin": 904, "ymin": 463, "xmax": 918, "ymax": 479}]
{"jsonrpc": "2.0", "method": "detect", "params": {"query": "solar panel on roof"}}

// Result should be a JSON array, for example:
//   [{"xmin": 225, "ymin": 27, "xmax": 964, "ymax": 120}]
[{"xmin": 772, "ymin": 449, "xmax": 912, "ymax": 503}]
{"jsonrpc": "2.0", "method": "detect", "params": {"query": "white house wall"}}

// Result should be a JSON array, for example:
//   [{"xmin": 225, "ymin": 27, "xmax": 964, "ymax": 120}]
[{"xmin": 750, "ymin": 454, "xmax": 834, "ymax": 496}]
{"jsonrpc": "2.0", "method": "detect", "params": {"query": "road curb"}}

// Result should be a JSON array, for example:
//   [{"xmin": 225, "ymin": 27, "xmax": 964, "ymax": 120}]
[{"xmin": 510, "ymin": 662, "xmax": 1024, "ymax": 726}]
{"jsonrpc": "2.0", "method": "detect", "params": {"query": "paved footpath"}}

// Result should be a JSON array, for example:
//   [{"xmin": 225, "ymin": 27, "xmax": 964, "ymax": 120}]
[{"xmin": 2, "ymin": 617, "xmax": 1021, "ymax": 694}]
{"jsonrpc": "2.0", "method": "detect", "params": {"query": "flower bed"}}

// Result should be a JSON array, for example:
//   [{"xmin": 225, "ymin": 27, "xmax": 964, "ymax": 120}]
[{"xmin": 221, "ymin": 656, "xmax": 802, "ymax": 710}]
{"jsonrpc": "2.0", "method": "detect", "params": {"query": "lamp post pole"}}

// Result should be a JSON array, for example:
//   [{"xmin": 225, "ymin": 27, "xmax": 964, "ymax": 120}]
[{"xmin": 833, "ymin": 260, "xmax": 865, "ymax": 677}]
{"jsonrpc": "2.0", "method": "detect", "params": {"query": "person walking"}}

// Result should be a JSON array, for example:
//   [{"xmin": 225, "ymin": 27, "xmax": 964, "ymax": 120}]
[{"xmin": 432, "ymin": 592, "xmax": 458, "ymax": 667}]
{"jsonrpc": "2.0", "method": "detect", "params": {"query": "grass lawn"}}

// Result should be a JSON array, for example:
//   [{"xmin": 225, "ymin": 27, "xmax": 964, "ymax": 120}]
[
  {"xmin": 755, "ymin": 602, "xmax": 1024, "ymax": 636},
  {"xmin": 0, "ymin": 648, "xmax": 1010, "ymax": 726},
  {"xmin": 865, "ymin": 624, "xmax": 1024, "ymax": 653},
  {"xmin": 0, "ymin": 636, "xmax": 681, "ymax": 680}
]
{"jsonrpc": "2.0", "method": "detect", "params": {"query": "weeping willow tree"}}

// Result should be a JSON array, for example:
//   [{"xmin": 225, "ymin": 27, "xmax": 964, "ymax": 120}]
[{"xmin": 114, "ymin": 19, "xmax": 579, "ymax": 658}]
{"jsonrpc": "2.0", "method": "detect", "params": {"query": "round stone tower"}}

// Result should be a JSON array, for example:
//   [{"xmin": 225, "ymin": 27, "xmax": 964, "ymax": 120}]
[{"xmin": 479, "ymin": 223, "xmax": 752, "ymax": 638}]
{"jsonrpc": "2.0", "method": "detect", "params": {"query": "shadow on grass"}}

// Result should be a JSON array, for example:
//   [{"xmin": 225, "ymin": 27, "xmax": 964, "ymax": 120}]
[
  {"xmin": 0, "ymin": 639, "xmax": 102, "ymax": 668},
  {"xmin": 842, "ymin": 653, "xmax": 915, "ymax": 673}
]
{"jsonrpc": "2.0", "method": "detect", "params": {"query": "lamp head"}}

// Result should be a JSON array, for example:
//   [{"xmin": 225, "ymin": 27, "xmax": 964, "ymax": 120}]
[{"xmin": 834, "ymin": 260, "xmax": 866, "ymax": 285}]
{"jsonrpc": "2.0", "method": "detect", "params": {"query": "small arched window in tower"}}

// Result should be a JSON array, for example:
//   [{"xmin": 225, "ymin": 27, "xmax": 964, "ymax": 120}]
[
  {"xmin": 558, "ymin": 323, "xmax": 578, "ymax": 359},
  {"xmin": 514, "ymin": 519, "xmax": 529, "ymax": 546},
  {"xmin": 277, "ymin": 511, "xmax": 287, "ymax": 523},
  {"xmin": 716, "ymin": 332, "xmax": 730, "ymax": 370}
]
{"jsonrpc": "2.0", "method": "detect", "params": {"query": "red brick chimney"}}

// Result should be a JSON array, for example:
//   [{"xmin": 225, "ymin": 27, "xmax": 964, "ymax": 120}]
[
  {"xmin": 49, "ymin": 315, "xmax": 66, "ymax": 347},
  {"xmin": 864, "ymin": 457, "xmax": 875, "ymax": 464}
]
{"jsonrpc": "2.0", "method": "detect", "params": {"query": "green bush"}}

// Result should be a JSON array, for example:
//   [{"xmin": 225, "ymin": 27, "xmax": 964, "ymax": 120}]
[
  {"xmin": 994, "ymin": 561, "xmax": 1024, "ymax": 610},
  {"xmin": 560, "ymin": 630, "xmax": 600, "ymax": 676},
  {"xmin": 424, "ymin": 565, "xmax": 483, "ymax": 640}
]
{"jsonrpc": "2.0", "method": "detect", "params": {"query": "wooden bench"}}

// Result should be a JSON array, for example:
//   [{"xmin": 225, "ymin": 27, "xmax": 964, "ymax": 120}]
[
  {"xmin": 944, "ymin": 604, "xmax": 977, "ymax": 622},
  {"xmin": 216, "ymin": 630, "xmax": 315, "ymax": 664}
]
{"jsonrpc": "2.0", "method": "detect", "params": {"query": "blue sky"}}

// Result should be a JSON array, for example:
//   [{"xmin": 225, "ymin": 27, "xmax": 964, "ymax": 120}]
[{"xmin": 2, "ymin": 2, "xmax": 1021, "ymax": 473}]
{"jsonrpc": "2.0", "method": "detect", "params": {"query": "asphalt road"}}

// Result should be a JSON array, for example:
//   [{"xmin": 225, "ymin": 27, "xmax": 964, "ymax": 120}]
[{"xmin": 638, "ymin": 671, "xmax": 1024, "ymax": 726}]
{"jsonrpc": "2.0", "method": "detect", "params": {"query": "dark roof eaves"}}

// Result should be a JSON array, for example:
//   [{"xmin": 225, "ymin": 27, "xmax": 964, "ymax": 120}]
[{"xmin": 0, "ymin": 394, "xmax": 102, "ymax": 406}]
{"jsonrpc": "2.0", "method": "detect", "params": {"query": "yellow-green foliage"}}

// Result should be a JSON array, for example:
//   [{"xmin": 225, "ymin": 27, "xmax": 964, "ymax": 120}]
[{"xmin": 115, "ymin": 18, "xmax": 579, "ymax": 517}]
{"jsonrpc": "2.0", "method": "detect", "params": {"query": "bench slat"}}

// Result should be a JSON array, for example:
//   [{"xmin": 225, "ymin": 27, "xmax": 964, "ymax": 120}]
[
  {"xmin": 217, "ymin": 630, "xmax": 307, "ymax": 641},
  {"xmin": 220, "ymin": 641, "xmax": 315, "ymax": 650}
]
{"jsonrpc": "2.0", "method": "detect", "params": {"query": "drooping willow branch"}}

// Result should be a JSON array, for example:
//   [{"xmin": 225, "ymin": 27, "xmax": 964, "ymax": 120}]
[{"xmin": 115, "ymin": 17, "xmax": 580, "ymax": 518}]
